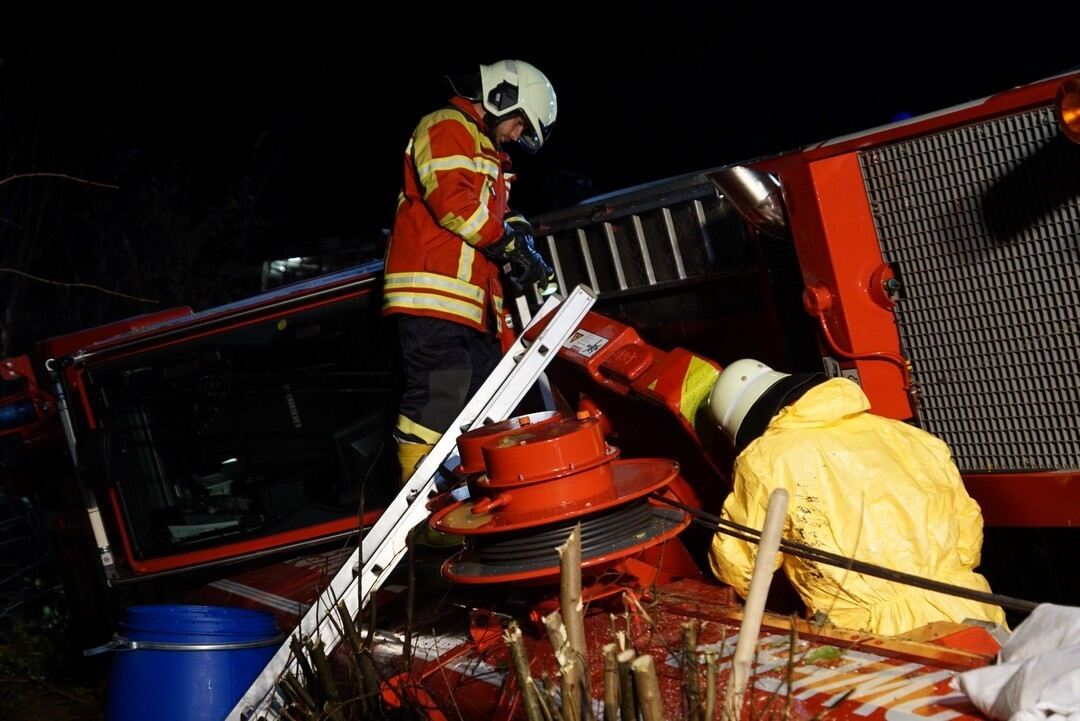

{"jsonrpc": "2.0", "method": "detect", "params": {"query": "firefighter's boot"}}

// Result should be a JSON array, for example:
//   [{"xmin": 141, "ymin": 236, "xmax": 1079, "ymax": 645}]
[
  {"xmin": 397, "ymin": 438, "xmax": 433, "ymax": 485},
  {"xmin": 396, "ymin": 438, "xmax": 463, "ymax": 548}
]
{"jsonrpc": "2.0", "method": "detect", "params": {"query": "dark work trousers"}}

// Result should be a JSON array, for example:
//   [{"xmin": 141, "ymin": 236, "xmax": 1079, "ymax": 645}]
[{"xmin": 395, "ymin": 315, "xmax": 502, "ymax": 443}]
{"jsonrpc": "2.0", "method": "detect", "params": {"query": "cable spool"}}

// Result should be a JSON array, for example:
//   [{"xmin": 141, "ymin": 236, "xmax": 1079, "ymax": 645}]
[
  {"xmin": 454, "ymin": 410, "xmax": 563, "ymax": 476},
  {"xmin": 430, "ymin": 415, "xmax": 690, "ymax": 584}
]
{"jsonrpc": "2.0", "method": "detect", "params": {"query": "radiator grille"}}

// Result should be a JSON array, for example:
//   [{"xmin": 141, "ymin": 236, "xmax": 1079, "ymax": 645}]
[{"xmin": 861, "ymin": 106, "xmax": 1080, "ymax": 472}]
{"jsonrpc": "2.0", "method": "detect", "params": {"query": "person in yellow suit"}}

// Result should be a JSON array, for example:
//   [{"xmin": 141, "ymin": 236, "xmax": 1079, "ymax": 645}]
[{"xmin": 707, "ymin": 359, "xmax": 1006, "ymax": 636}]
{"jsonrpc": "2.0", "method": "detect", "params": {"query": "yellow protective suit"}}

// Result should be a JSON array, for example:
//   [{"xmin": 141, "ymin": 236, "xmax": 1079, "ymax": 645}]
[{"xmin": 709, "ymin": 378, "xmax": 1006, "ymax": 636}]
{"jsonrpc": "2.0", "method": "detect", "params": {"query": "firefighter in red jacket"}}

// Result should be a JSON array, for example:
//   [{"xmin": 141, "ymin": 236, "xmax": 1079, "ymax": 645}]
[{"xmin": 384, "ymin": 59, "xmax": 558, "ymax": 484}]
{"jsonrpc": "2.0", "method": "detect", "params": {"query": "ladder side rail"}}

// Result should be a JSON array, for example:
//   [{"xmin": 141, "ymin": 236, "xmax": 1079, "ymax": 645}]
[{"xmin": 227, "ymin": 285, "xmax": 596, "ymax": 721}]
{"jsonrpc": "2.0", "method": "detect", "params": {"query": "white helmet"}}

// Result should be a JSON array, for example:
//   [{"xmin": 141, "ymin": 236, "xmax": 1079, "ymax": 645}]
[
  {"xmin": 709, "ymin": 359, "xmax": 790, "ymax": 445},
  {"xmin": 479, "ymin": 59, "xmax": 557, "ymax": 153}
]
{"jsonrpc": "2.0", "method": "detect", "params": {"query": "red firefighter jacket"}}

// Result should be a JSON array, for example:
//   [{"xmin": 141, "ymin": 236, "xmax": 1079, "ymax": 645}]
[{"xmin": 383, "ymin": 96, "xmax": 510, "ymax": 337}]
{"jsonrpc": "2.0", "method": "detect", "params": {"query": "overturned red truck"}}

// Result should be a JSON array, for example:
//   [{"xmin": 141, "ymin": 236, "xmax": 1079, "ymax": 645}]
[{"xmin": 3, "ymin": 69, "xmax": 1080, "ymax": 719}]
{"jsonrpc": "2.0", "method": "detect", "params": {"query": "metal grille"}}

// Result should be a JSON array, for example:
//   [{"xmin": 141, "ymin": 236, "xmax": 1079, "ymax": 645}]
[
  {"xmin": 527, "ymin": 171, "xmax": 820, "ymax": 372},
  {"xmin": 531, "ymin": 173, "xmax": 752, "ymax": 301},
  {"xmin": 861, "ymin": 106, "xmax": 1080, "ymax": 472}
]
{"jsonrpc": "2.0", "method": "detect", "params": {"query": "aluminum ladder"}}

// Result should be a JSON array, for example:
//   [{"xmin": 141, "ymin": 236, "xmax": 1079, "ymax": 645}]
[{"xmin": 227, "ymin": 284, "xmax": 597, "ymax": 721}]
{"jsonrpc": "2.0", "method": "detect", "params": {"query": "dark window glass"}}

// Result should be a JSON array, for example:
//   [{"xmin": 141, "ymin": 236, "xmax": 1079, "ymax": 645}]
[{"xmin": 89, "ymin": 293, "xmax": 397, "ymax": 559}]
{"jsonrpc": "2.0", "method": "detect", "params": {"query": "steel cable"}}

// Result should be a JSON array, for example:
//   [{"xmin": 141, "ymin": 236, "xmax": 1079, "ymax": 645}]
[
  {"xmin": 651, "ymin": 494, "xmax": 1039, "ymax": 614},
  {"xmin": 471, "ymin": 500, "xmax": 655, "ymax": 567}
]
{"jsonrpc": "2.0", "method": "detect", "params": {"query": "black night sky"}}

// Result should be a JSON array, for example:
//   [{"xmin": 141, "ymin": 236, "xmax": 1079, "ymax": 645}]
[{"xmin": 1, "ymin": 2, "xmax": 1078, "ymax": 353}]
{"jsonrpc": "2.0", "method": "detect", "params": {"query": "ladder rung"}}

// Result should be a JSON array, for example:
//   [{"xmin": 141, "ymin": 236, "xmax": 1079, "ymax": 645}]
[
  {"xmin": 631, "ymin": 214, "xmax": 657, "ymax": 285},
  {"xmin": 661, "ymin": 207, "xmax": 687, "ymax": 279},
  {"xmin": 576, "ymin": 228, "xmax": 600, "ymax": 291},
  {"xmin": 603, "ymin": 222, "xmax": 629, "ymax": 290},
  {"xmin": 694, "ymin": 199, "xmax": 717, "ymax": 268},
  {"xmin": 545, "ymin": 234, "xmax": 567, "ymax": 296}
]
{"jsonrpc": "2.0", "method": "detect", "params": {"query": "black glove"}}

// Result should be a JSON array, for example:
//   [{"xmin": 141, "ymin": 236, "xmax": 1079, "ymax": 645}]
[{"xmin": 483, "ymin": 216, "xmax": 558, "ymax": 298}]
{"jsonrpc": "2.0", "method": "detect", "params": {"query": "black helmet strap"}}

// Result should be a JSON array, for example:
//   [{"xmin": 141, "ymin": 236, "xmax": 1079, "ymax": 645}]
[{"xmin": 734, "ymin": 372, "xmax": 827, "ymax": 452}]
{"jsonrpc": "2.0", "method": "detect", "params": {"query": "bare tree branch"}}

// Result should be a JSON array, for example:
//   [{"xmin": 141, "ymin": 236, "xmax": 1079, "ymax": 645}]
[
  {"xmin": 0, "ymin": 173, "xmax": 118, "ymax": 191},
  {"xmin": 0, "ymin": 267, "xmax": 158, "ymax": 304}
]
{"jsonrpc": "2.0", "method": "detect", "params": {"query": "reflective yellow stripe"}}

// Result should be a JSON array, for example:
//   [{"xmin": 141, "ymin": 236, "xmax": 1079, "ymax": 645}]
[
  {"xmin": 412, "ymin": 111, "xmax": 500, "ymax": 196},
  {"xmin": 396, "ymin": 415, "xmax": 442, "ymax": 444},
  {"xmin": 441, "ymin": 178, "xmax": 493, "ymax": 246},
  {"xmin": 384, "ymin": 272, "xmax": 484, "ymax": 303},
  {"xmin": 493, "ymin": 295, "xmax": 505, "ymax": 333},
  {"xmin": 468, "ymin": 179, "xmax": 494, "ymax": 236},
  {"xmin": 405, "ymin": 107, "xmax": 500, "ymax": 247},
  {"xmin": 457, "ymin": 244, "xmax": 476, "ymax": 283},
  {"xmin": 417, "ymin": 155, "xmax": 477, "ymax": 187},
  {"xmin": 383, "ymin": 291, "xmax": 483, "ymax": 324},
  {"xmin": 680, "ymin": 355, "xmax": 721, "ymax": 426},
  {"xmin": 417, "ymin": 155, "xmax": 499, "ymax": 183}
]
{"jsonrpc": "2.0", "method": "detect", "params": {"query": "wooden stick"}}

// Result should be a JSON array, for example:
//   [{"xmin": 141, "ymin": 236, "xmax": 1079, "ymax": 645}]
[
  {"xmin": 722, "ymin": 488, "xmax": 789, "ymax": 721},
  {"xmin": 307, "ymin": 637, "xmax": 346, "ymax": 721},
  {"xmin": 358, "ymin": 651, "xmax": 380, "ymax": 717},
  {"xmin": 630, "ymin": 655, "xmax": 664, "ymax": 721},
  {"xmin": 705, "ymin": 652, "xmax": 718, "ymax": 721},
  {"xmin": 289, "ymin": 636, "xmax": 319, "ymax": 699},
  {"xmin": 507, "ymin": 621, "xmax": 545, "ymax": 721},
  {"xmin": 617, "ymin": 648, "xmax": 637, "ymax": 721},
  {"xmin": 603, "ymin": 642, "xmax": 621, "ymax": 721},
  {"xmin": 280, "ymin": 672, "xmax": 317, "ymax": 721},
  {"xmin": 541, "ymin": 674, "xmax": 567, "ymax": 721},
  {"xmin": 334, "ymin": 601, "xmax": 366, "ymax": 703},
  {"xmin": 560, "ymin": 523, "xmax": 592, "ymax": 721},
  {"xmin": 544, "ymin": 610, "xmax": 582, "ymax": 721},
  {"xmin": 683, "ymin": 620, "xmax": 702, "ymax": 721},
  {"xmin": 535, "ymin": 677, "xmax": 557, "ymax": 721},
  {"xmin": 559, "ymin": 523, "xmax": 587, "ymax": 663},
  {"xmin": 623, "ymin": 592, "xmax": 654, "ymax": 627}
]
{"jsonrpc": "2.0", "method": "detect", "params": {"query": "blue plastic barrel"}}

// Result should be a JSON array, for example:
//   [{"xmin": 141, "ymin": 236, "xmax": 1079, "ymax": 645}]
[{"xmin": 102, "ymin": 605, "xmax": 281, "ymax": 721}]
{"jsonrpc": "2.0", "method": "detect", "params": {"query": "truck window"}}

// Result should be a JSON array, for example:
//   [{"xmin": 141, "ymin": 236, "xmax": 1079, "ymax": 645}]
[{"xmin": 84, "ymin": 294, "xmax": 397, "ymax": 560}]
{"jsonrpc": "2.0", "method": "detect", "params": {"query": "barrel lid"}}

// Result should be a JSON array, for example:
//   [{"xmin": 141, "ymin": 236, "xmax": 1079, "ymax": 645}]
[{"xmin": 119, "ymin": 604, "xmax": 278, "ymax": 642}]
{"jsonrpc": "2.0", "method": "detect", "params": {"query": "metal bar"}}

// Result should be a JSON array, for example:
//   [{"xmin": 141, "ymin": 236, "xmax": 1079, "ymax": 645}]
[
  {"xmin": 531, "ymin": 177, "xmax": 716, "ymax": 233},
  {"xmin": 631, "ymin": 214, "xmax": 657, "ymax": 285},
  {"xmin": 603, "ymin": 222, "xmax": 628, "ymax": 290},
  {"xmin": 228, "ymin": 286, "xmax": 597, "ymax": 721},
  {"xmin": 693, "ymin": 199, "xmax": 717, "ymax": 268},
  {"xmin": 545, "ymin": 234, "xmax": 567, "ymax": 297},
  {"xmin": 661, "ymin": 207, "xmax": 687, "ymax": 280},
  {"xmin": 55, "ymin": 363, "xmax": 119, "ymax": 580},
  {"xmin": 70, "ymin": 270, "xmax": 381, "ymax": 367},
  {"xmin": 576, "ymin": 228, "xmax": 600, "ymax": 291}
]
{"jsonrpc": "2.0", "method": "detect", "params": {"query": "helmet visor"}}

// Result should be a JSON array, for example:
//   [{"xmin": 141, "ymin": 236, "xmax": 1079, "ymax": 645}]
[{"xmin": 518, "ymin": 114, "xmax": 552, "ymax": 154}]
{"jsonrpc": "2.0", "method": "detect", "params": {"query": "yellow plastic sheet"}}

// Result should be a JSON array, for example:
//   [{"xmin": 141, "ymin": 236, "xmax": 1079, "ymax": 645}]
[{"xmin": 709, "ymin": 378, "xmax": 1006, "ymax": 636}]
